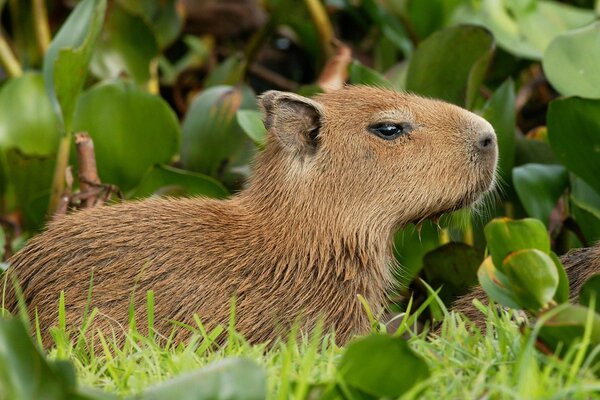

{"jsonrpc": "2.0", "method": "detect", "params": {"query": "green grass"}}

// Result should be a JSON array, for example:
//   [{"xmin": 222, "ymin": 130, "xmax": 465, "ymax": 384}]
[{"xmin": 28, "ymin": 298, "xmax": 600, "ymax": 399}]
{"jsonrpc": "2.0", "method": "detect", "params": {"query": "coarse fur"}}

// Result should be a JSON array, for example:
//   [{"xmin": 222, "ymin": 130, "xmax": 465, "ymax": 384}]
[
  {"xmin": 4, "ymin": 86, "xmax": 498, "ymax": 347},
  {"xmin": 453, "ymin": 242, "xmax": 600, "ymax": 329}
]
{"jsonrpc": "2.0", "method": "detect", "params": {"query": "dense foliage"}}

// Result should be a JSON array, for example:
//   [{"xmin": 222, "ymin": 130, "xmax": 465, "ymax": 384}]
[{"xmin": 1, "ymin": 0, "xmax": 600, "ymax": 398}]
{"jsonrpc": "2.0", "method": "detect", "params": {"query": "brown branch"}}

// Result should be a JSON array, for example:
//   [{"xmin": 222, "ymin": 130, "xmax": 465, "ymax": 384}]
[
  {"xmin": 75, "ymin": 133, "xmax": 103, "ymax": 208},
  {"xmin": 248, "ymin": 63, "xmax": 300, "ymax": 91}
]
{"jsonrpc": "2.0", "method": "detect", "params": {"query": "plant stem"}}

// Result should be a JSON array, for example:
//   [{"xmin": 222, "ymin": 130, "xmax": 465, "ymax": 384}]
[
  {"xmin": 304, "ymin": 0, "xmax": 335, "ymax": 57},
  {"xmin": 48, "ymin": 133, "xmax": 72, "ymax": 214},
  {"xmin": 0, "ymin": 31, "xmax": 23, "ymax": 77},
  {"xmin": 32, "ymin": 0, "xmax": 51, "ymax": 56}
]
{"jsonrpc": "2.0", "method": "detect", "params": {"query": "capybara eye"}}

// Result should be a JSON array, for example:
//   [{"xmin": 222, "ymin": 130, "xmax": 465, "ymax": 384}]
[{"xmin": 368, "ymin": 123, "xmax": 412, "ymax": 140}]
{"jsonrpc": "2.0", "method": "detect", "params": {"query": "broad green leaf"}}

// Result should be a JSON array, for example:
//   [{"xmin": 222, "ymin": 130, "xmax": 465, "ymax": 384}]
[
  {"xmin": 0, "ymin": 317, "xmax": 74, "ymax": 399},
  {"xmin": 236, "ymin": 110, "xmax": 267, "ymax": 147},
  {"xmin": 550, "ymin": 252, "xmax": 569, "ymax": 305},
  {"xmin": 539, "ymin": 304, "xmax": 600, "ymax": 354},
  {"xmin": 361, "ymin": 0, "xmax": 413, "ymax": 56},
  {"xmin": 73, "ymin": 81, "xmax": 180, "ymax": 191},
  {"xmin": 180, "ymin": 85, "xmax": 257, "ymax": 184},
  {"xmin": 136, "ymin": 358, "xmax": 266, "ymax": 400},
  {"xmin": 512, "ymin": 164, "xmax": 568, "ymax": 227},
  {"xmin": 117, "ymin": 0, "xmax": 182, "ymax": 48},
  {"xmin": 478, "ymin": 256, "xmax": 522, "ymax": 309},
  {"xmin": 547, "ymin": 97, "xmax": 600, "ymax": 194},
  {"xmin": 4, "ymin": 149, "xmax": 54, "ymax": 231},
  {"xmin": 129, "ymin": 165, "xmax": 228, "ymax": 200},
  {"xmin": 484, "ymin": 218, "xmax": 550, "ymax": 268},
  {"xmin": 348, "ymin": 60, "xmax": 393, "ymax": 88},
  {"xmin": 570, "ymin": 175, "xmax": 600, "ymax": 245},
  {"xmin": 90, "ymin": 4, "xmax": 159, "ymax": 85},
  {"xmin": 515, "ymin": 133, "xmax": 558, "ymax": 166},
  {"xmin": 571, "ymin": 175, "xmax": 600, "ymax": 221},
  {"xmin": 543, "ymin": 21, "xmax": 600, "ymax": 98},
  {"xmin": 453, "ymin": 0, "xmax": 595, "ymax": 59},
  {"xmin": 501, "ymin": 249, "xmax": 559, "ymax": 311},
  {"xmin": 482, "ymin": 79, "xmax": 515, "ymax": 182},
  {"xmin": 339, "ymin": 335, "xmax": 429, "ymax": 398},
  {"xmin": 0, "ymin": 73, "xmax": 60, "ymax": 155},
  {"xmin": 406, "ymin": 25, "xmax": 494, "ymax": 109},
  {"xmin": 422, "ymin": 242, "xmax": 482, "ymax": 302},
  {"xmin": 580, "ymin": 274, "xmax": 600, "ymax": 313},
  {"xmin": 43, "ymin": 0, "xmax": 107, "ymax": 133}
]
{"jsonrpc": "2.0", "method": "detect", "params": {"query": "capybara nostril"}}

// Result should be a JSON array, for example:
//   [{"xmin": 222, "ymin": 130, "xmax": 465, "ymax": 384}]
[{"xmin": 475, "ymin": 131, "xmax": 496, "ymax": 152}]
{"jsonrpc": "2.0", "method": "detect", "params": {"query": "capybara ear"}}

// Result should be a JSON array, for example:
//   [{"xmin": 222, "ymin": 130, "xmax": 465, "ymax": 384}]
[{"xmin": 258, "ymin": 91, "xmax": 325, "ymax": 156}]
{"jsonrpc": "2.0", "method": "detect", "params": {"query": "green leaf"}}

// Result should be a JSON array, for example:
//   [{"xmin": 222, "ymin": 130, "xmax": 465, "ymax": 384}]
[
  {"xmin": 236, "ymin": 110, "xmax": 267, "ymax": 147},
  {"xmin": 570, "ymin": 175, "xmax": 600, "ymax": 220},
  {"xmin": 339, "ymin": 335, "xmax": 429, "ymax": 398},
  {"xmin": 0, "ymin": 73, "xmax": 60, "ymax": 155},
  {"xmin": 580, "ymin": 274, "xmax": 600, "ymax": 313},
  {"xmin": 543, "ymin": 21, "xmax": 600, "ymax": 98},
  {"xmin": 454, "ymin": 0, "xmax": 595, "ymax": 59},
  {"xmin": 180, "ymin": 85, "xmax": 257, "ymax": 183},
  {"xmin": 348, "ymin": 60, "xmax": 393, "ymax": 88},
  {"xmin": 4, "ymin": 149, "xmax": 54, "ymax": 231},
  {"xmin": 136, "ymin": 358, "xmax": 266, "ymax": 400},
  {"xmin": 73, "ymin": 81, "xmax": 180, "ymax": 191},
  {"xmin": 484, "ymin": 218, "xmax": 550, "ymax": 269},
  {"xmin": 501, "ymin": 249, "xmax": 559, "ymax": 311},
  {"xmin": 482, "ymin": 78, "xmax": 516, "ymax": 182},
  {"xmin": 550, "ymin": 252, "xmax": 569, "ymax": 305},
  {"xmin": 539, "ymin": 304, "xmax": 600, "ymax": 354},
  {"xmin": 0, "ymin": 317, "xmax": 74, "ymax": 399},
  {"xmin": 512, "ymin": 164, "xmax": 568, "ymax": 227},
  {"xmin": 478, "ymin": 256, "xmax": 522, "ymax": 309},
  {"xmin": 204, "ymin": 55, "xmax": 246, "ymax": 88},
  {"xmin": 548, "ymin": 97, "xmax": 600, "ymax": 194},
  {"xmin": 90, "ymin": 4, "xmax": 159, "ymax": 85},
  {"xmin": 117, "ymin": 0, "xmax": 182, "ymax": 48},
  {"xmin": 129, "ymin": 165, "xmax": 228, "ymax": 199},
  {"xmin": 406, "ymin": 25, "xmax": 494, "ymax": 109},
  {"xmin": 43, "ymin": 0, "xmax": 107, "ymax": 133},
  {"xmin": 393, "ymin": 222, "xmax": 441, "ymax": 289},
  {"xmin": 422, "ymin": 242, "xmax": 482, "ymax": 302}
]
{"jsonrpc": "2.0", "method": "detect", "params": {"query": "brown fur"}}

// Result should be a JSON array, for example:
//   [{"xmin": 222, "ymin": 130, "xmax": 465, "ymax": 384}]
[
  {"xmin": 452, "ymin": 243, "xmax": 600, "ymax": 328},
  {"xmin": 3, "ymin": 86, "xmax": 497, "ymax": 347}
]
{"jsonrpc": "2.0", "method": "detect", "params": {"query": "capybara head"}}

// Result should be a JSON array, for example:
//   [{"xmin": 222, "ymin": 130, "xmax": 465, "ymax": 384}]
[{"xmin": 253, "ymin": 85, "xmax": 497, "ymax": 233}]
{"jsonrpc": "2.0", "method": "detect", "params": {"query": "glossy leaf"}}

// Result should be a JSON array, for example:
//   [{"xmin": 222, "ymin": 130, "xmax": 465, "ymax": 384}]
[
  {"xmin": 0, "ymin": 73, "xmax": 60, "ymax": 155},
  {"xmin": 236, "ymin": 110, "xmax": 267, "ymax": 147},
  {"xmin": 543, "ymin": 21, "xmax": 600, "ymax": 98},
  {"xmin": 181, "ymin": 85, "xmax": 257, "ymax": 183},
  {"xmin": 500, "ymin": 249, "xmax": 559, "ymax": 311},
  {"xmin": 137, "ymin": 358, "xmax": 266, "ymax": 400},
  {"xmin": 339, "ymin": 335, "xmax": 429, "ymax": 397},
  {"xmin": 482, "ymin": 78, "xmax": 516, "ymax": 182},
  {"xmin": 512, "ymin": 164, "xmax": 568, "ymax": 227},
  {"xmin": 406, "ymin": 25, "xmax": 494, "ymax": 109},
  {"xmin": 454, "ymin": 0, "xmax": 595, "ymax": 59},
  {"xmin": 73, "ymin": 81, "xmax": 180, "ymax": 191},
  {"xmin": 547, "ymin": 97, "xmax": 600, "ymax": 194},
  {"xmin": 90, "ymin": 4, "xmax": 159, "ymax": 85},
  {"xmin": 393, "ymin": 222, "xmax": 440, "ymax": 289},
  {"xmin": 204, "ymin": 55, "xmax": 246, "ymax": 88},
  {"xmin": 43, "ymin": 0, "xmax": 106, "ymax": 133},
  {"xmin": 484, "ymin": 218, "xmax": 550, "ymax": 269},
  {"xmin": 348, "ymin": 60, "xmax": 393, "ymax": 88},
  {"xmin": 129, "ymin": 165, "xmax": 228, "ymax": 200},
  {"xmin": 478, "ymin": 256, "xmax": 521, "ymax": 309}
]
